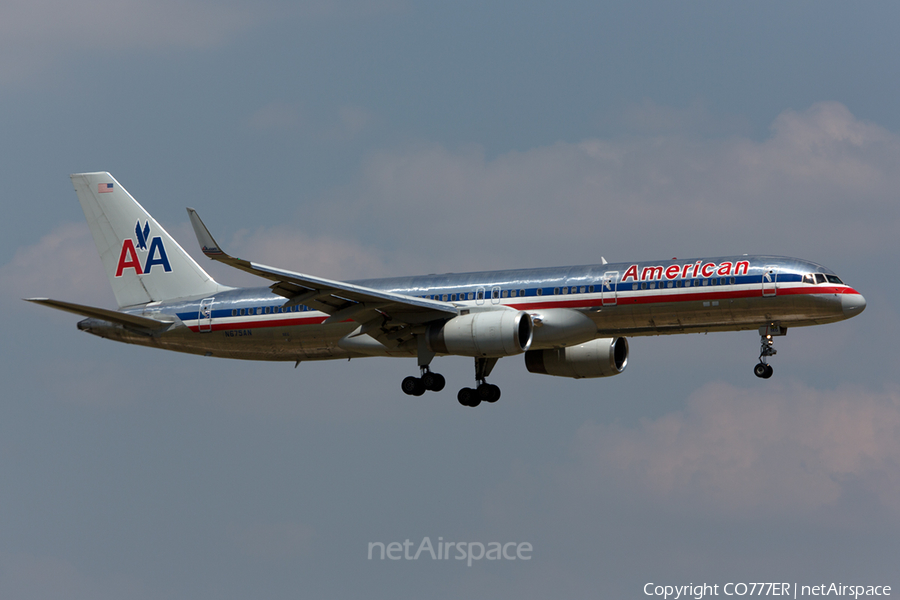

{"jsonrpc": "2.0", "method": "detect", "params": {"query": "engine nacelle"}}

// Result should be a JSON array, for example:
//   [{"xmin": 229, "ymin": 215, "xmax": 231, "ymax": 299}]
[
  {"xmin": 528, "ymin": 308, "xmax": 598, "ymax": 349},
  {"xmin": 524, "ymin": 337, "xmax": 628, "ymax": 379},
  {"xmin": 427, "ymin": 310, "xmax": 533, "ymax": 357}
]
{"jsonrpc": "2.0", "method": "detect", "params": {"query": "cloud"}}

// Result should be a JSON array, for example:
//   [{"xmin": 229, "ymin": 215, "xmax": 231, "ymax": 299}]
[
  {"xmin": 0, "ymin": 0, "xmax": 407, "ymax": 85},
  {"xmin": 315, "ymin": 102, "xmax": 900, "ymax": 270},
  {"xmin": 1, "ymin": 222, "xmax": 110, "ymax": 306},
  {"xmin": 2, "ymin": 217, "xmax": 399, "ymax": 313},
  {"xmin": 613, "ymin": 97, "xmax": 751, "ymax": 136},
  {"xmin": 569, "ymin": 381, "xmax": 900, "ymax": 516},
  {"xmin": 229, "ymin": 225, "xmax": 400, "ymax": 280},
  {"xmin": 0, "ymin": 0, "xmax": 255, "ymax": 83}
]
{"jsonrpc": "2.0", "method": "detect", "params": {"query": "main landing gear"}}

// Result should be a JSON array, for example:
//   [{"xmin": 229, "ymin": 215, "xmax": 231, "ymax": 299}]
[
  {"xmin": 754, "ymin": 324, "xmax": 785, "ymax": 379},
  {"xmin": 402, "ymin": 337, "xmax": 446, "ymax": 396},
  {"xmin": 401, "ymin": 367, "xmax": 446, "ymax": 396},
  {"xmin": 401, "ymin": 341, "xmax": 502, "ymax": 407},
  {"xmin": 401, "ymin": 357, "xmax": 502, "ymax": 407},
  {"xmin": 457, "ymin": 357, "xmax": 501, "ymax": 407}
]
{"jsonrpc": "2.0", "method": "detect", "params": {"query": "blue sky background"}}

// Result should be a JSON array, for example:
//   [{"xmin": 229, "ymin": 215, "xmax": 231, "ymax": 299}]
[{"xmin": 2, "ymin": 2, "xmax": 899, "ymax": 598}]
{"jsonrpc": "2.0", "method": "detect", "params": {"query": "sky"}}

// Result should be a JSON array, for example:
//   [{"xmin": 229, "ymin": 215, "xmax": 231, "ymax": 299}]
[{"xmin": 2, "ymin": 1, "xmax": 899, "ymax": 598}]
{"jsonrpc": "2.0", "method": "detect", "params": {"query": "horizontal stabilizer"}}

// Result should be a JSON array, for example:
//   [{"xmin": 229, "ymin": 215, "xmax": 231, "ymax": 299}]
[{"xmin": 24, "ymin": 298, "xmax": 174, "ymax": 331}]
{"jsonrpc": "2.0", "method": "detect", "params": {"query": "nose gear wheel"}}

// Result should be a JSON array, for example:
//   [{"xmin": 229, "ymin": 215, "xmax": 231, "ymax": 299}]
[{"xmin": 754, "ymin": 325, "xmax": 781, "ymax": 379}]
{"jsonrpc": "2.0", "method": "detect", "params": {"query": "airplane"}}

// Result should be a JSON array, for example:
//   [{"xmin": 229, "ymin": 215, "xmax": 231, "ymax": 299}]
[{"xmin": 27, "ymin": 172, "xmax": 867, "ymax": 407}]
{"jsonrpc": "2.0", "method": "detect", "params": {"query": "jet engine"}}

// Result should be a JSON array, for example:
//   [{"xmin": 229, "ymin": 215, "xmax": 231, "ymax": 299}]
[
  {"xmin": 427, "ymin": 310, "xmax": 533, "ymax": 357},
  {"xmin": 524, "ymin": 337, "xmax": 628, "ymax": 379}
]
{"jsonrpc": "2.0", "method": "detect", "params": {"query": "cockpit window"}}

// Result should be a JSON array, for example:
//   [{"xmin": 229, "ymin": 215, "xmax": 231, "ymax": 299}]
[
  {"xmin": 803, "ymin": 274, "xmax": 814, "ymax": 284},
  {"xmin": 815, "ymin": 274, "xmax": 827, "ymax": 284},
  {"xmin": 826, "ymin": 275, "xmax": 844, "ymax": 284}
]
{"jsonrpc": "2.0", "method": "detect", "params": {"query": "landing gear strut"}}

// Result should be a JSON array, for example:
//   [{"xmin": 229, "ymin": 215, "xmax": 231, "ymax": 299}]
[
  {"xmin": 754, "ymin": 324, "xmax": 785, "ymax": 379},
  {"xmin": 401, "ymin": 337, "xmax": 445, "ymax": 396},
  {"xmin": 458, "ymin": 357, "xmax": 501, "ymax": 407}
]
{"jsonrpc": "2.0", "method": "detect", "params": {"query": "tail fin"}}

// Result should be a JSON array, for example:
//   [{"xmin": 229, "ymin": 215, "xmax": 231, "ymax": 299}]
[{"xmin": 71, "ymin": 172, "xmax": 224, "ymax": 308}]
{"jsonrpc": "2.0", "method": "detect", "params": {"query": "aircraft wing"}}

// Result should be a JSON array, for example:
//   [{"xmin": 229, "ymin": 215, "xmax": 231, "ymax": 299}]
[
  {"xmin": 24, "ymin": 298, "xmax": 175, "ymax": 332},
  {"xmin": 187, "ymin": 209, "xmax": 459, "ymax": 330}
]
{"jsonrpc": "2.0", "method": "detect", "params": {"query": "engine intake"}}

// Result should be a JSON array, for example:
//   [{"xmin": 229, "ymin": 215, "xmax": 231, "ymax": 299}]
[
  {"xmin": 427, "ymin": 310, "xmax": 533, "ymax": 357},
  {"xmin": 525, "ymin": 337, "xmax": 628, "ymax": 378}
]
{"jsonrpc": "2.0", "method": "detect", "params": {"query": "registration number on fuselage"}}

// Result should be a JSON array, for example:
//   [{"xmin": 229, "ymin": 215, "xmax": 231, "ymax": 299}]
[{"xmin": 224, "ymin": 329, "xmax": 252, "ymax": 337}]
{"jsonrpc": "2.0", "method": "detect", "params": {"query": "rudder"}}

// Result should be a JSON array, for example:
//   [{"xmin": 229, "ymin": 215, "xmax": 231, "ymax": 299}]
[{"xmin": 71, "ymin": 172, "xmax": 224, "ymax": 307}]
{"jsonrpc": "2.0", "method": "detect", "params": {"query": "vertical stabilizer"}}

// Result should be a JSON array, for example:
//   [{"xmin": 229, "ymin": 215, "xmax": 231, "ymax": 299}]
[{"xmin": 71, "ymin": 172, "xmax": 223, "ymax": 307}]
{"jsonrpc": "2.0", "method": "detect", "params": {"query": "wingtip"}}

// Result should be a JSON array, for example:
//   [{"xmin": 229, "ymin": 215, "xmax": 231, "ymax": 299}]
[{"xmin": 187, "ymin": 207, "xmax": 222, "ymax": 257}]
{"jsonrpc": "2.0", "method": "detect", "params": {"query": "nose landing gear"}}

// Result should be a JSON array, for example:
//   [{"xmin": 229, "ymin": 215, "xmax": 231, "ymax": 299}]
[{"xmin": 754, "ymin": 324, "xmax": 785, "ymax": 379}]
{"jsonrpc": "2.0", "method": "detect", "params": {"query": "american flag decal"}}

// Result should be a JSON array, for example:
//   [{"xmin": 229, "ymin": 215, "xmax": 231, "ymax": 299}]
[{"xmin": 98, "ymin": 183, "xmax": 114, "ymax": 193}]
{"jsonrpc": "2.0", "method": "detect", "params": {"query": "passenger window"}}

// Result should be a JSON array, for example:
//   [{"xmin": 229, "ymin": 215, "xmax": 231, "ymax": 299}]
[
  {"xmin": 520, "ymin": 290, "xmax": 526, "ymax": 297},
  {"xmin": 537, "ymin": 289, "xmax": 543, "ymax": 296}
]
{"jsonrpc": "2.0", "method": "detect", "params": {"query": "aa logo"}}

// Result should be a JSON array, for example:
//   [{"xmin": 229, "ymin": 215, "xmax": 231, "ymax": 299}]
[{"xmin": 115, "ymin": 220, "xmax": 172, "ymax": 277}]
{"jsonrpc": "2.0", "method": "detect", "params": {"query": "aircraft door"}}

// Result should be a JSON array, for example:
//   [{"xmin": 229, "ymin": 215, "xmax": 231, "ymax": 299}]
[
  {"xmin": 601, "ymin": 271, "xmax": 619, "ymax": 306},
  {"xmin": 199, "ymin": 297, "xmax": 214, "ymax": 332},
  {"xmin": 762, "ymin": 267, "xmax": 777, "ymax": 297}
]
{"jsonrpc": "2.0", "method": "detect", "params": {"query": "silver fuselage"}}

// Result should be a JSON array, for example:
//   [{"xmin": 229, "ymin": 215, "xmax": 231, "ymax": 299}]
[{"xmin": 78, "ymin": 255, "xmax": 864, "ymax": 363}]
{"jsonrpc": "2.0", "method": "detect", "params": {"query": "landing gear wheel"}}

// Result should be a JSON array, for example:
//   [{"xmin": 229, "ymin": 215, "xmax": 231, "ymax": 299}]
[
  {"xmin": 422, "ymin": 372, "xmax": 446, "ymax": 392},
  {"xmin": 458, "ymin": 387, "xmax": 480, "ymax": 407},
  {"xmin": 478, "ymin": 383, "xmax": 501, "ymax": 403},
  {"xmin": 402, "ymin": 376, "xmax": 426, "ymax": 396},
  {"xmin": 754, "ymin": 363, "xmax": 774, "ymax": 379}
]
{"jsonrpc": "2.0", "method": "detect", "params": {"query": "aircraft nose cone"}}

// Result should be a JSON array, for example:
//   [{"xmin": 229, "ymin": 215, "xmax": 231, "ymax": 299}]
[{"xmin": 841, "ymin": 291, "xmax": 866, "ymax": 318}]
